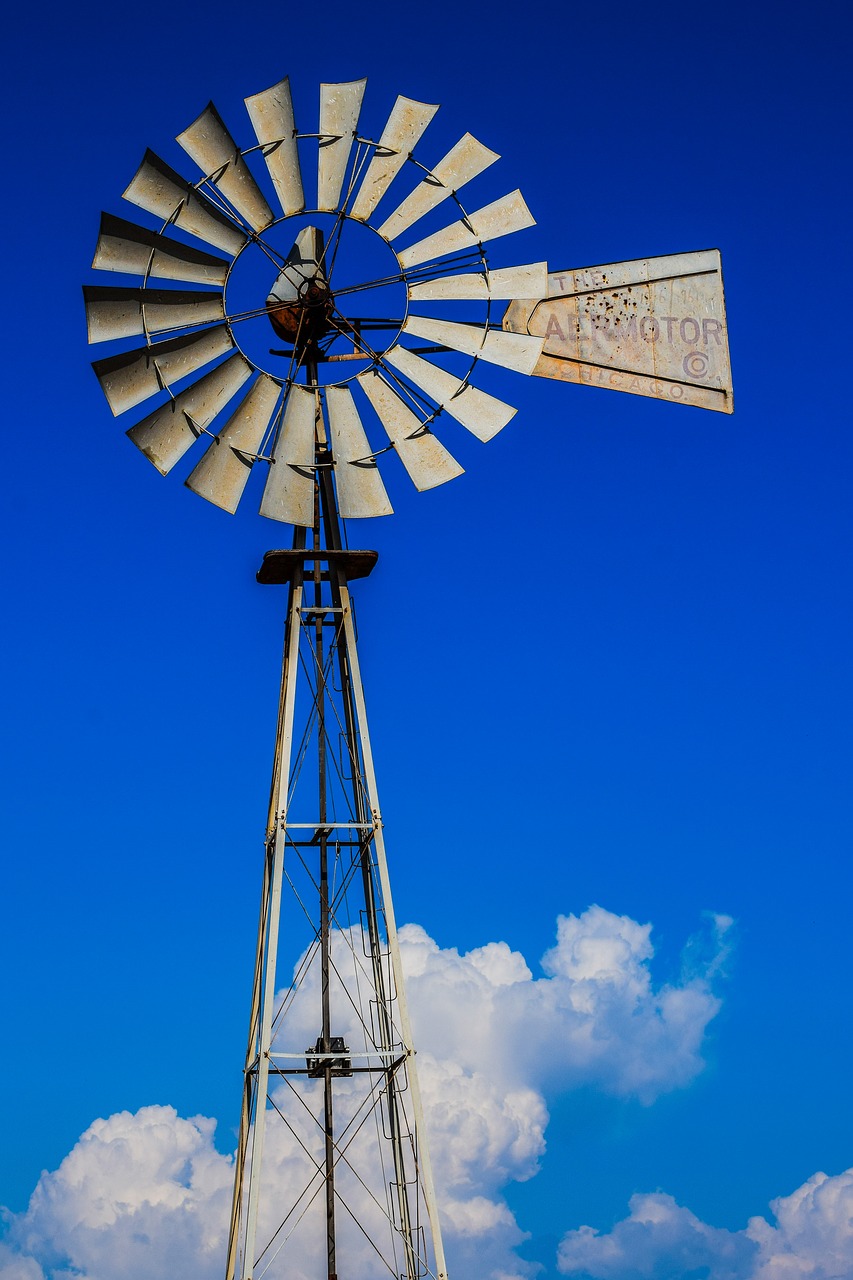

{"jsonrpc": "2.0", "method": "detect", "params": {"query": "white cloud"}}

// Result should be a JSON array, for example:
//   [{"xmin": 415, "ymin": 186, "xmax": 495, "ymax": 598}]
[
  {"xmin": 749, "ymin": 1168, "xmax": 853, "ymax": 1279},
  {"xmin": 254, "ymin": 903, "xmax": 726, "ymax": 1268},
  {"xmin": 0, "ymin": 908, "xmax": 728, "ymax": 1280},
  {"xmin": 0, "ymin": 1244, "xmax": 43, "ymax": 1280},
  {"xmin": 557, "ymin": 1167, "xmax": 853, "ymax": 1280},
  {"xmin": 2, "ymin": 1107, "xmax": 233, "ymax": 1280},
  {"xmin": 402, "ymin": 905, "xmax": 729, "ymax": 1104},
  {"xmin": 557, "ymin": 1191, "xmax": 758, "ymax": 1279}
]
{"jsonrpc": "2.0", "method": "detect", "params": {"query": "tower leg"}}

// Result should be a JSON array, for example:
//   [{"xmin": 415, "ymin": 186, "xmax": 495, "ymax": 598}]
[{"xmin": 227, "ymin": 532, "xmax": 305, "ymax": 1280}]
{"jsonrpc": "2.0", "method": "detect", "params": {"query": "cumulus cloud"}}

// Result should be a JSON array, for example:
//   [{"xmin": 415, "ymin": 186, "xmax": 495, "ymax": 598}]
[
  {"xmin": 557, "ymin": 1192, "xmax": 758, "ymax": 1279},
  {"xmin": 749, "ymin": 1167, "xmax": 853, "ymax": 1279},
  {"xmin": 255, "ymin": 903, "xmax": 727, "ymax": 1264},
  {"xmin": 557, "ymin": 1167, "xmax": 853, "ymax": 1280},
  {"xmin": 2, "ymin": 1107, "xmax": 233, "ymax": 1280},
  {"xmin": 402, "ymin": 905, "xmax": 730, "ymax": 1104},
  {"xmin": 0, "ymin": 907, "xmax": 728, "ymax": 1280}
]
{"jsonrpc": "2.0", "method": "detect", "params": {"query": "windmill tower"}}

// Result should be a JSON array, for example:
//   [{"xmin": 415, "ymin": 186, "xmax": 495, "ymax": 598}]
[{"xmin": 84, "ymin": 76, "xmax": 733, "ymax": 1280}]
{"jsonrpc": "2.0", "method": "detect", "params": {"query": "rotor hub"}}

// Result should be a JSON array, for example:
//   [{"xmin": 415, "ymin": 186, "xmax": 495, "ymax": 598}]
[
  {"xmin": 265, "ymin": 224, "xmax": 336, "ymax": 349},
  {"xmin": 266, "ymin": 290, "xmax": 334, "ymax": 346},
  {"xmin": 299, "ymin": 278, "xmax": 331, "ymax": 308}
]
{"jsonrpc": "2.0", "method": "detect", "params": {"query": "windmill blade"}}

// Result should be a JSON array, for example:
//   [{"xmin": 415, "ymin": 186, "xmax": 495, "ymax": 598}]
[
  {"xmin": 349, "ymin": 96, "xmax": 439, "ymax": 223},
  {"xmin": 325, "ymin": 385, "xmax": 393, "ymax": 518},
  {"xmin": 186, "ymin": 375, "xmax": 281, "ymax": 512},
  {"xmin": 84, "ymin": 286, "xmax": 224, "ymax": 344},
  {"xmin": 176, "ymin": 102, "xmax": 275, "ymax": 232},
  {"xmin": 317, "ymin": 79, "xmax": 367, "ymax": 211},
  {"xmin": 384, "ymin": 345, "xmax": 516, "ymax": 442},
  {"xmin": 408, "ymin": 262, "xmax": 548, "ymax": 302},
  {"xmin": 356, "ymin": 372, "xmax": 463, "ymax": 492},
  {"xmin": 123, "ymin": 150, "xmax": 247, "ymax": 257},
  {"xmin": 125, "ymin": 353, "xmax": 253, "ymax": 474},
  {"xmin": 259, "ymin": 385, "xmax": 316, "ymax": 525},
  {"xmin": 92, "ymin": 213, "xmax": 230, "ymax": 286},
  {"xmin": 376, "ymin": 134, "xmax": 499, "ymax": 242},
  {"xmin": 93, "ymin": 325, "xmax": 234, "ymax": 417},
  {"xmin": 244, "ymin": 77, "xmax": 305, "ymax": 217},
  {"xmin": 398, "ymin": 191, "xmax": 536, "ymax": 269},
  {"xmin": 403, "ymin": 315, "xmax": 544, "ymax": 375}
]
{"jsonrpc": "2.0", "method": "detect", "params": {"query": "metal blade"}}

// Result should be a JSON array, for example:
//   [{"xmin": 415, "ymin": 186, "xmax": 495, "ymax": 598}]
[
  {"xmin": 349, "ymin": 96, "xmax": 439, "ymax": 222},
  {"xmin": 325, "ymin": 385, "xmax": 393, "ymax": 518},
  {"xmin": 176, "ymin": 102, "xmax": 274, "ymax": 232},
  {"xmin": 92, "ymin": 213, "xmax": 229, "ymax": 285},
  {"xmin": 376, "ymin": 134, "xmax": 499, "ymax": 241},
  {"xmin": 93, "ymin": 326, "xmax": 234, "ymax": 417},
  {"xmin": 126, "ymin": 353, "xmax": 253, "ymax": 474},
  {"xmin": 259, "ymin": 385, "xmax": 316, "ymax": 525},
  {"xmin": 123, "ymin": 150, "xmax": 246, "ymax": 256},
  {"xmin": 384, "ymin": 345, "xmax": 516, "ymax": 442},
  {"xmin": 84, "ymin": 286, "xmax": 223, "ymax": 344},
  {"xmin": 408, "ymin": 261, "xmax": 548, "ymax": 301},
  {"xmin": 244, "ymin": 77, "xmax": 305, "ymax": 217},
  {"xmin": 185, "ymin": 375, "xmax": 281, "ymax": 512},
  {"xmin": 403, "ymin": 315, "xmax": 544, "ymax": 375},
  {"xmin": 356, "ymin": 372, "xmax": 463, "ymax": 491},
  {"xmin": 398, "ymin": 191, "xmax": 535, "ymax": 269},
  {"xmin": 317, "ymin": 80, "xmax": 367, "ymax": 211}
]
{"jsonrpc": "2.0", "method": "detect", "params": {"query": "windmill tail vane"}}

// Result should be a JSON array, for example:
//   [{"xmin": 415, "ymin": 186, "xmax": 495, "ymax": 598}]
[{"xmin": 83, "ymin": 75, "xmax": 734, "ymax": 1280}]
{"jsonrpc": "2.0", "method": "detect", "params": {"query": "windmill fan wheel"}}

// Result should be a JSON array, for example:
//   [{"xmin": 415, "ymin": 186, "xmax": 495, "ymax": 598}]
[{"xmin": 84, "ymin": 78, "xmax": 548, "ymax": 523}]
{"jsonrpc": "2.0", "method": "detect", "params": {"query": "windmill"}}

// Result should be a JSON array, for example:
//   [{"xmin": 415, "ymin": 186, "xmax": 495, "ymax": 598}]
[{"xmin": 84, "ymin": 77, "xmax": 733, "ymax": 1280}]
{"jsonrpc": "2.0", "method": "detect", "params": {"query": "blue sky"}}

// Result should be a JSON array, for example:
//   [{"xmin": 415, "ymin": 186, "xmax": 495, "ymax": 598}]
[{"xmin": 2, "ymin": 2, "xmax": 852, "ymax": 1278}]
